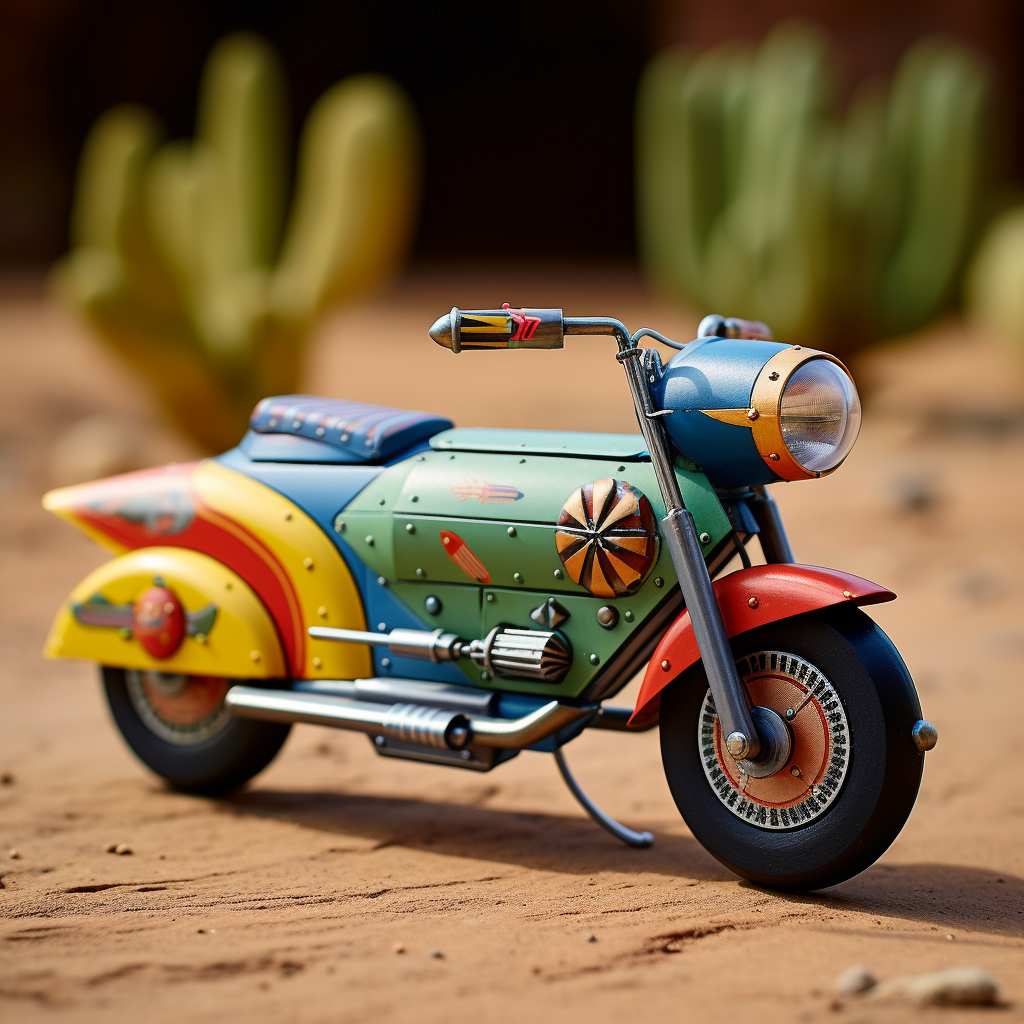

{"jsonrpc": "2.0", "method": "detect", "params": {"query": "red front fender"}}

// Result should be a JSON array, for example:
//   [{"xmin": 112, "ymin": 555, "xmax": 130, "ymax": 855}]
[{"xmin": 628, "ymin": 564, "xmax": 895, "ymax": 729}]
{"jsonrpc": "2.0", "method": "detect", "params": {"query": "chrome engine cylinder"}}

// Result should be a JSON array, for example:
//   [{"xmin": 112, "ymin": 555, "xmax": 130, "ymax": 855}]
[{"xmin": 475, "ymin": 627, "xmax": 572, "ymax": 683}]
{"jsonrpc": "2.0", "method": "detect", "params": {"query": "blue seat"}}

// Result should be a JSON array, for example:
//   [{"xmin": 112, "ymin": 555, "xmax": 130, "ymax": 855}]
[{"xmin": 241, "ymin": 395, "xmax": 453, "ymax": 464}]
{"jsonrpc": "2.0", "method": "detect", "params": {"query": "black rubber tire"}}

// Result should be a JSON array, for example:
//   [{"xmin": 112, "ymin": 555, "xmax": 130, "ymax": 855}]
[
  {"xmin": 102, "ymin": 667, "xmax": 291, "ymax": 796},
  {"xmin": 660, "ymin": 606, "xmax": 925, "ymax": 892}
]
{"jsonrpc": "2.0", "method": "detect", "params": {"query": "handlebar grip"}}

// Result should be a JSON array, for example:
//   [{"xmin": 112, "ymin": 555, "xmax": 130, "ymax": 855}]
[{"xmin": 429, "ymin": 305, "xmax": 564, "ymax": 353}]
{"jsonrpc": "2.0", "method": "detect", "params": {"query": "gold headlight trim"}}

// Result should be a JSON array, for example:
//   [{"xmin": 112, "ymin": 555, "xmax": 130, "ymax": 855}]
[{"xmin": 700, "ymin": 346, "xmax": 854, "ymax": 481}]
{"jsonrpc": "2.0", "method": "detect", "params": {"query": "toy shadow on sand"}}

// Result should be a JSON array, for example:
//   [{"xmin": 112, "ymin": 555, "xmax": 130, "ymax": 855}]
[{"xmin": 225, "ymin": 786, "xmax": 1023, "ymax": 940}]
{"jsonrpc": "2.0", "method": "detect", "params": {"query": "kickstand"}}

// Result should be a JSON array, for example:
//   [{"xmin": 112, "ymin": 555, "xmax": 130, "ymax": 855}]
[{"xmin": 554, "ymin": 747, "xmax": 654, "ymax": 848}]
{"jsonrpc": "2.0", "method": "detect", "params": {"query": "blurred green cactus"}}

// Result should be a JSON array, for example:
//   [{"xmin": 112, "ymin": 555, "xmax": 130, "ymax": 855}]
[
  {"xmin": 966, "ymin": 206, "xmax": 1024, "ymax": 357},
  {"xmin": 636, "ymin": 22, "xmax": 989, "ymax": 351},
  {"xmin": 55, "ymin": 33, "xmax": 420, "ymax": 450}
]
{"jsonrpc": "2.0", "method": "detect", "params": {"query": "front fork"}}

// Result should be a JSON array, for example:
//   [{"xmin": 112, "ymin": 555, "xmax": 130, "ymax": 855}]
[{"xmin": 564, "ymin": 316, "xmax": 765, "ymax": 761}]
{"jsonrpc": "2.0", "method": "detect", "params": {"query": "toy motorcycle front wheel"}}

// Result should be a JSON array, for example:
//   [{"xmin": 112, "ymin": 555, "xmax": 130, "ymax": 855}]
[
  {"xmin": 102, "ymin": 667, "xmax": 290, "ymax": 795},
  {"xmin": 659, "ymin": 606, "xmax": 924, "ymax": 892}
]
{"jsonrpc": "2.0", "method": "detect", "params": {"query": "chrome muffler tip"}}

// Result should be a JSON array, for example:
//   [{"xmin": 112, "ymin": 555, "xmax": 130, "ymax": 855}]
[{"xmin": 912, "ymin": 719, "xmax": 938, "ymax": 753}]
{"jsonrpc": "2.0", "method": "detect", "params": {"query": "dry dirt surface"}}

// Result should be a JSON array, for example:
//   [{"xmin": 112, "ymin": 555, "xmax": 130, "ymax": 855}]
[{"xmin": 1, "ymin": 273, "xmax": 1023, "ymax": 1023}]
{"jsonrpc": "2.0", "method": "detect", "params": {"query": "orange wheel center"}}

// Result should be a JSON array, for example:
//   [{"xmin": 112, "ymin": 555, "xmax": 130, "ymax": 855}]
[{"xmin": 700, "ymin": 651, "xmax": 850, "ymax": 830}]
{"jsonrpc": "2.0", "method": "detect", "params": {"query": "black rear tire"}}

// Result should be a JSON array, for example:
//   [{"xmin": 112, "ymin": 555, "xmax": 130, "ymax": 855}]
[
  {"xmin": 660, "ymin": 606, "xmax": 925, "ymax": 892},
  {"xmin": 102, "ymin": 667, "xmax": 291, "ymax": 795}
]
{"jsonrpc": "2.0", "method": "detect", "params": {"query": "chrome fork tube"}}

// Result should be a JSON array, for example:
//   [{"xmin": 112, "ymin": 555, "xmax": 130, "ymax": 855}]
[{"xmin": 563, "ymin": 317, "xmax": 761, "ymax": 760}]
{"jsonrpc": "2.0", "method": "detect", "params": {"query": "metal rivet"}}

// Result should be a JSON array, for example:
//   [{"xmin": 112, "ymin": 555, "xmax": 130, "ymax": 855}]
[
  {"xmin": 365, "ymin": 438, "xmax": 374, "ymax": 447},
  {"xmin": 377, "ymin": 575, "xmax": 387, "ymax": 587},
  {"xmin": 793, "ymin": 345, "xmax": 802, "ymax": 350},
  {"xmin": 519, "ymin": 458, "xmax": 526, "ymax": 464},
  {"xmin": 699, "ymin": 532, "xmax": 711, "ymax": 545},
  {"xmin": 268, "ymin": 418, "xmax": 278, "ymax": 427},
  {"xmin": 589, "ymin": 654, "xmax": 600, "ymax": 666},
  {"xmin": 654, "ymin": 577, "xmax": 664, "ymax": 587},
  {"xmin": 748, "ymin": 596, "xmax": 759, "ymax": 609},
  {"xmin": 374, "ymin": 735, "xmax": 386, "ymax": 747},
  {"xmin": 406, "ymin": 523, "xmax": 416, "ymax": 534},
  {"xmin": 377, "ymin": 622, "xmax": 387, "ymax": 632},
  {"xmin": 316, "ymin": 427, "xmax": 325, "ymax": 437},
  {"xmin": 416, "ymin": 568, "xmax": 426, "ymax": 577},
  {"xmin": 912, "ymin": 720, "xmax": 938, "ymax": 752},
  {"xmin": 789, "ymin": 765, "xmax": 801, "ymax": 777},
  {"xmin": 365, "ymin": 535, "xmax": 374, "ymax": 546},
  {"xmin": 649, "ymin": 374, "xmax": 656, "ymax": 383},
  {"xmin": 513, "ymin": 572, "xmax": 523, "ymax": 583},
  {"xmin": 623, "ymin": 610, "xmax": 634, "ymax": 622},
  {"xmin": 411, "ymin": 495, "xmax": 419, "ymax": 503},
  {"xmin": 317, "ymin": 606, "xmax": 328, "ymax": 618},
  {"xmin": 460, "ymin": 749, "xmax": 472, "ymax": 760},
  {"xmin": 553, "ymin": 569, "xmax": 564, "ymax": 580},
  {"xmin": 381, "ymin": 657, "xmax": 391, "ymax": 669},
  {"xmin": 596, "ymin": 606, "xmax": 619, "ymax": 629},
  {"xmin": 249, "ymin": 650, "xmax": 261, "ymax": 662},
  {"xmin": 312, "ymin": 657, "xmax": 322, "ymax": 669},
  {"xmin": 617, "ymin": 465, "xmax": 625, "ymax": 472},
  {"xmin": 378, "ymin": 497, "xmax": 385, "ymax": 505},
  {"xmin": 283, "ymin": 511, "xmax": 292, "ymax": 521},
  {"xmin": 661, "ymin": 659, "xmax": 671, "ymax": 672},
  {"xmin": 746, "ymin": 408, "xmax": 759, "ymax": 421},
  {"xmin": 303, "ymin": 557, "xmax": 314, "ymax": 570},
  {"xmin": 194, "ymin": 633, "xmax": 207, "ymax": 644},
  {"xmin": 425, "ymin": 596, "xmax": 442, "ymax": 615},
  {"xmin": 769, "ymin": 371, "xmax": 780, "ymax": 381},
  {"xmin": 480, "ymin": 670, "xmax": 491, "ymax": 681},
  {"xmin": 292, "ymin": 420, "xmax": 301, "ymax": 429},
  {"xmin": 486, "ymin": 593, "xmax": 495, "ymax": 603},
  {"xmin": 333, "ymin": 516, "xmax": 345, "ymax": 533},
  {"xmin": 843, "ymin": 590, "xmax": 852, "ymax": 598},
  {"xmin": 785, "ymin": 708, "xmax": 795, "ymax": 721},
  {"xmin": 341, "ymin": 434, "xmax": 349, "ymax": 442},
  {"xmin": 768, "ymin": 453, "xmax": 780, "ymax": 461},
  {"xmin": 507, "ymin": 526, "xmax": 517, "ymax": 537}
]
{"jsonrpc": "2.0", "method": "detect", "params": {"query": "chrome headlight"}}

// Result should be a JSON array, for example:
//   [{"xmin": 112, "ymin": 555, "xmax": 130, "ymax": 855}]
[{"xmin": 780, "ymin": 359, "xmax": 861, "ymax": 473}]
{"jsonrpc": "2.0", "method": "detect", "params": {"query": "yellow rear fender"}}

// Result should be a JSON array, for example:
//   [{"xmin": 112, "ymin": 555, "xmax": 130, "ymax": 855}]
[{"xmin": 45, "ymin": 547, "xmax": 287, "ymax": 678}]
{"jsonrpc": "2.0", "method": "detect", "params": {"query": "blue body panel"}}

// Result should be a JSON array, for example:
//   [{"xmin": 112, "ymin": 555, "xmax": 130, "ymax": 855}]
[
  {"xmin": 217, "ymin": 446, "xmax": 467, "ymax": 684},
  {"xmin": 654, "ymin": 336, "xmax": 788, "ymax": 488}
]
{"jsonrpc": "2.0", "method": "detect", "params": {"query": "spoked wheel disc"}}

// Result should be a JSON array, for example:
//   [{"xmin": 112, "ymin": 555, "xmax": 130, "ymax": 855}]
[
  {"xmin": 125, "ymin": 669, "xmax": 232, "ymax": 745},
  {"xmin": 699, "ymin": 651, "xmax": 850, "ymax": 830}
]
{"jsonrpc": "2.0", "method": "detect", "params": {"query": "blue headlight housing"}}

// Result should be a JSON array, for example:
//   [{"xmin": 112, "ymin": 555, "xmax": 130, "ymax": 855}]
[{"xmin": 652, "ymin": 335, "xmax": 861, "ymax": 489}]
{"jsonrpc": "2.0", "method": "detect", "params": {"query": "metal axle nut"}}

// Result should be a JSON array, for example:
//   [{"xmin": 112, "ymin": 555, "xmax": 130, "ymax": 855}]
[{"xmin": 725, "ymin": 731, "xmax": 750, "ymax": 759}]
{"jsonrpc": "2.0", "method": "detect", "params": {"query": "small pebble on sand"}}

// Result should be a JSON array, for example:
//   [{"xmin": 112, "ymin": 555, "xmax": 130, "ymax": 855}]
[
  {"xmin": 392, "ymin": 943, "xmax": 406, "ymax": 954},
  {"xmin": 114, "ymin": 844, "xmax": 132, "ymax": 855},
  {"xmin": 834, "ymin": 964, "xmax": 877, "ymax": 996},
  {"xmin": 1, "ymin": 772, "xmax": 14, "ymax": 785},
  {"xmin": 7, "ymin": 849, "xmax": 20, "ymax": 859},
  {"xmin": 873, "ymin": 967, "xmax": 998, "ymax": 1007},
  {"xmin": 587, "ymin": 934, "xmax": 597, "ymax": 943},
  {"xmin": 427, "ymin": 949, "xmax": 443, "ymax": 959}
]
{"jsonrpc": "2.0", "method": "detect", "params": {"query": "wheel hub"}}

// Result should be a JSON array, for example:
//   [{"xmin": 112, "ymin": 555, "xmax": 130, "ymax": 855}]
[{"xmin": 737, "ymin": 706, "xmax": 792, "ymax": 778}]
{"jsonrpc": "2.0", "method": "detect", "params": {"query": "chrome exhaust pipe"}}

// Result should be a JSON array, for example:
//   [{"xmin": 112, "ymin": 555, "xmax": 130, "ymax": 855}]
[{"xmin": 225, "ymin": 685, "xmax": 594, "ymax": 751}]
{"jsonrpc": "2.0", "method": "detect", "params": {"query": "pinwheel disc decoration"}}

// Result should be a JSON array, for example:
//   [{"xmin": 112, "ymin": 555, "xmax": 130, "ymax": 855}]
[{"xmin": 555, "ymin": 479, "xmax": 659, "ymax": 598}]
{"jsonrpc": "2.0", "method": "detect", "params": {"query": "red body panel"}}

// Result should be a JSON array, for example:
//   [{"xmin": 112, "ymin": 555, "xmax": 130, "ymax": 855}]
[{"xmin": 628, "ymin": 564, "xmax": 895, "ymax": 728}]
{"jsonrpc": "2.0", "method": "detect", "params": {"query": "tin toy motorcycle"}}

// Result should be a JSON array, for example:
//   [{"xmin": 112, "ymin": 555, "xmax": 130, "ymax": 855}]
[{"xmin": 44, "ymin": 306, "xmax": 937, "ymax": 892}]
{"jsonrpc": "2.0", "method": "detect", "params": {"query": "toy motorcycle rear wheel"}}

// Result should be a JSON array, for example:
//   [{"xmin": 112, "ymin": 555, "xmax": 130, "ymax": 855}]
[
  {"xmin": 659, "ymin": 606, "xmax": 924, "ymax": 892},
  {"xmin": 102, "ymin": 667, "xmax": 290, "ymax": 795}
]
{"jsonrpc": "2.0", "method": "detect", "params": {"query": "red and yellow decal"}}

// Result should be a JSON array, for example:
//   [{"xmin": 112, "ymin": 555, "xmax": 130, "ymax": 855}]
[{"xmin": 43, "ymin": 461, "xmax": 370, "ymax": 680}]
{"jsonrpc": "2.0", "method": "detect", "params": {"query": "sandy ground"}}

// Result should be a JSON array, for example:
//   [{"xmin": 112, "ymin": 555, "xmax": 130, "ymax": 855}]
[{"xmin": 1, "ymin": 273, "xmax": 1023, "ymax": 1023}]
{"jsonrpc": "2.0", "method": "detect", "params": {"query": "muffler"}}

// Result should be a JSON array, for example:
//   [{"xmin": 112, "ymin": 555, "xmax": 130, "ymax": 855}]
[{"xmin": 225, "ymin": 684, "xmax": 593, "ymax": 752}]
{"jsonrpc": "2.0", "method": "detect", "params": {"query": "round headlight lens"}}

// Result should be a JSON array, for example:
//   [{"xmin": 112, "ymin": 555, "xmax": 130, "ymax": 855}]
[{"xmin": 779, "ymin": 359, "xmax": 861, "ymax": 473}]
